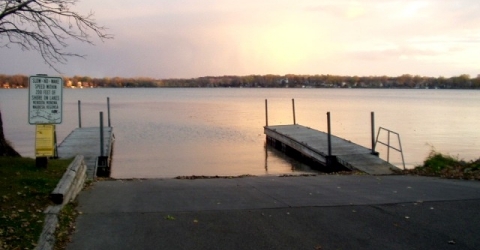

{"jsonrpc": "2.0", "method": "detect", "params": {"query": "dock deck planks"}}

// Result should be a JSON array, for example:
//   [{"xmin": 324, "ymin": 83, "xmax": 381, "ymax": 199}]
[
  {"xmin": 58, "ymin": 127, "xmax": 114, "ymax": 179},
  {"xmin": 264, "ymin": 124, "xmax": 395, "ymax": 175}
]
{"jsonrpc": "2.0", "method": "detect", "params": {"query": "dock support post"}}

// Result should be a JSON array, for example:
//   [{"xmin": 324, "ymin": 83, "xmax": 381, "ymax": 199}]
[
  {"xmin": 265, "ymin": 99, "xmax": 268, "ymax": 126},
  {"xmin": 97, "ymin": 111, "xmax": 110, "ymax": 177},
  {"xmin": 371, "ymin": 112, "xmax": 376, "ymax": 155},
  {"xmin": 107, "ymin": 97, "xmax": 111, "ymax": 127},
  {"xmin": 292, "ymin": 99, "xmax": 296, "ymax": 125},
  {"xmin": 100, "ymin": 112, "xmax": 104, "ymax": 157},
  {"xmin": 327, "ymin": 112, "xmax": 332, "ymax": 156},
  {"xmin": 78, "ymin": 100, "xmax": 82, "ymax": 128},
  {"xmin": 325, "ymin": 112, "xmax": 338, "ymax": 169}
]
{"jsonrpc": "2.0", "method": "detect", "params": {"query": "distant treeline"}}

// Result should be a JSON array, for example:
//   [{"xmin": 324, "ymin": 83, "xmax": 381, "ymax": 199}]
[{"xmin": 1, "ymin": 73, "xmax": 480, "ymax": 89}]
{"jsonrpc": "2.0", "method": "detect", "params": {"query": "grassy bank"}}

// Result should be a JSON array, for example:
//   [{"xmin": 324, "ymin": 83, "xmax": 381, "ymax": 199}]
[
  {"xmin": 0, "ymin": 157, "xmax": 71, "ymax": 250},
  {"xmin": 402, "ymin": 151, "xmax": 480, "ymax": 180}
]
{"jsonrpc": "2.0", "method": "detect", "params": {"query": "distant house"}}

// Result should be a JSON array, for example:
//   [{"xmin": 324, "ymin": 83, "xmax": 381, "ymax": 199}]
[
  {"xmin": 2, "ymin": 83, "xmax": 10, "ymax": 89},
  {"xmin": 277, "ymin": 78, "xmax": 289, "ymax": 86}
]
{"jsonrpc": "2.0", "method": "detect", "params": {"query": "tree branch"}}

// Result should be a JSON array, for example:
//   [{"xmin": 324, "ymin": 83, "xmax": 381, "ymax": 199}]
[{"xmin": 0, "ymin": 0, "xmax": 113, "ymax": 73}]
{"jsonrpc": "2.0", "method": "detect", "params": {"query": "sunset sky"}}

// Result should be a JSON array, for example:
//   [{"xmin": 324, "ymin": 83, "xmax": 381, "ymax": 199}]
[{"xmin": 1, "ymin": 0, "xmax": 479, "ymax": 78}]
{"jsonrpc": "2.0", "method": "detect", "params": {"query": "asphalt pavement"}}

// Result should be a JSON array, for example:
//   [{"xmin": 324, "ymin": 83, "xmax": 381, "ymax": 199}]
[{"xmin": 66, "ymin": 175, "xmax": 480, "ymax": 250}]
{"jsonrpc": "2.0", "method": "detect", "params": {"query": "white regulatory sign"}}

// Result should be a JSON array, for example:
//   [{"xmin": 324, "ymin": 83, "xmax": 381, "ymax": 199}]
[{"xmin": 28, "ymin": 75, "xmax": 63, "ymax": 124}]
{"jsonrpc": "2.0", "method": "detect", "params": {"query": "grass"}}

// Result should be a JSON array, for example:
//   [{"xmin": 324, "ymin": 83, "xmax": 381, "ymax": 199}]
[
  {"xmin": 54, "ymin": 202, "xmax": 80, "ymax": 250},
  {"xmin": 402, "ymin": 150, "xmax": 480, "ymax": 180},
  {"xmin": 0, "ymin": 157, "xmax": 71, "ymax": 250}
]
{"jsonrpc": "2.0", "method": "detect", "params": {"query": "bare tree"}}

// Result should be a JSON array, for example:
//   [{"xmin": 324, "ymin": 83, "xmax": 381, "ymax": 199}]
[
  {"xmin": 0, "ymin": 0, "xmax": 112, "ymax": 156},
  {"xmin": 0, "ymin": 0, "xmax": 113, "ymax": 71},
  {"xmin": 0, "ymin": 111, "xmax": 20, "ymax": 157}
]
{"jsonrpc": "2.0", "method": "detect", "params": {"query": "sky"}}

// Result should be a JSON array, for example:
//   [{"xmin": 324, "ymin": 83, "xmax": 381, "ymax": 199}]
[{"xmin": 1, "ymin": 0, "xmax": 479, "ymax": 79}]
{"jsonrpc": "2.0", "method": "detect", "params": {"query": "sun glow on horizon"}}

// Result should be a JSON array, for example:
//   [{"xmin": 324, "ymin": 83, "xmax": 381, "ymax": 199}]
[{"xmin": 238, "ymin": 19, "xmax": 336, "ymax": 74}]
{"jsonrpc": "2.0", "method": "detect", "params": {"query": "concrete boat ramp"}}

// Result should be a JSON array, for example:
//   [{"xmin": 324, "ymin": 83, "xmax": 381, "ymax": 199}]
[
  {"xmin": 67, "ymin": 175, "xmax": 480, "ymax": 250},
  {"xmin": 265, "ymin": 124, "xmax": 396, "ymax": 175}
]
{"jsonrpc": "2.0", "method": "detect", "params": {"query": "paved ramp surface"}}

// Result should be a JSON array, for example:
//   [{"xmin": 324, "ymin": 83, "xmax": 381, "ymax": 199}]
[{"xmin": 67, "ymin": 175, "xmax": 480, "ymax": 250}]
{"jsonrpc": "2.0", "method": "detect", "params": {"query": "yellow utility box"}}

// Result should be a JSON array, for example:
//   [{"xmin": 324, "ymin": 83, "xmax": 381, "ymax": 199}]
[{"xmin": 35, "ymin": 124, "xmax": 55, "ymax": 157}]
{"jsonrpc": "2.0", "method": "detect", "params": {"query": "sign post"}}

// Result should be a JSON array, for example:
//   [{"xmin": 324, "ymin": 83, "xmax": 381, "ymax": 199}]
[{"xmin": 28, "ymin": 75, "xmax": 63, "ymax": 167}]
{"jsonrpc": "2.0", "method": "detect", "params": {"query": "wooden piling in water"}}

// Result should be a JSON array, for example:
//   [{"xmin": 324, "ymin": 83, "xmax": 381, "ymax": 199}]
[
  {"xmin": 265, "ymin": 99, "xmax": 268, "ymax": 127},
  {"xmin": 100, "ymin": 112, "xmax": 104, "ymax": 157},
  {"xmin": 107, "ymin": 97, "xmax": 111, "ymax": 127},
  {"xmin": 327, "ymin": 112, "xmax": 332, "ymax": 157},
  {"xmin": 292, "ymin": 99, "xmax": 296, "ymax": 125},
  {"xmin": 371, "ymin": 112, "xmax": 375, "ymax": 155},
  {"xmin": 78, "ymin": 100, "xmax": 82, "ymax": 128}
]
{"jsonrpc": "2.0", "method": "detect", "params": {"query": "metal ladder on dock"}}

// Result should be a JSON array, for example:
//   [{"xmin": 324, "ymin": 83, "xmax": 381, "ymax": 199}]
[{"xmin": 374, "ymin": 127, "xmax": 406, "ymax": 170}]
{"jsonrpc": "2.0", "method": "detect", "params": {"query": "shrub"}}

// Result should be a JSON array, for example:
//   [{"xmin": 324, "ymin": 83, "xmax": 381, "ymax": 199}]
[{"xmin": 423, "ymin": 151, "xmax": 460, "ymax": 172}]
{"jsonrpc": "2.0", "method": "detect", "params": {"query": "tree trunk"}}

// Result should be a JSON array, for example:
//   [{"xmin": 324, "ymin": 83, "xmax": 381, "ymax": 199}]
[{"xmin": 0, "ymin": 110, "xmax": 21, "ymax": 157}]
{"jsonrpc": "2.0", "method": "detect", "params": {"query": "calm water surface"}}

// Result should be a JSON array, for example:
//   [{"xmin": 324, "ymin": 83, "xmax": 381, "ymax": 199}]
[{"xmin": 1, "ymin": 88, "xmax": 479, "ymax": 178}]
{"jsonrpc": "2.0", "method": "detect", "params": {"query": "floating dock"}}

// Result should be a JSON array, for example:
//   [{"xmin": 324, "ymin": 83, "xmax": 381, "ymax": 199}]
[
  {"xmin": 58, "ymin": 127, "xmax": 114, "ymax": 179},
  {"xmin": 264, "ymin": 124, "xmax": 396, "ymax": 175}
]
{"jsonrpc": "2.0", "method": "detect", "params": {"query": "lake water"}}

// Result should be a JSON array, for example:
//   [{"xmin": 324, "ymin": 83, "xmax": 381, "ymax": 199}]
[{"xmin": 1, "ymin": 88, "xmax": 479, "ymax": 178}]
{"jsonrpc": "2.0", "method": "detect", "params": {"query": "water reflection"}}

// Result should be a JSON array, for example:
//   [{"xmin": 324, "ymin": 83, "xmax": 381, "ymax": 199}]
[
  {"xmin": 263, "ymin": 142, "xmax": 317, "ymax": 174},
  {"xmin": 2, "ymin": 88, "xmax": 479, "ymax": 178}
]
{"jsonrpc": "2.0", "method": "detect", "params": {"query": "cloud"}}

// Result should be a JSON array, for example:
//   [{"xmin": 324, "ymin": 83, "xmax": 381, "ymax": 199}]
[
  {"xmin": 1, "ymin": 0, "xmax": 479, "ymax": 78},
  {"xmin": 349, "ymin": 46, "xmax": 443, "ymax": 61},
  {"xmin": 305, "ymin": 1, "xmax": 371, "ymax": 19}
]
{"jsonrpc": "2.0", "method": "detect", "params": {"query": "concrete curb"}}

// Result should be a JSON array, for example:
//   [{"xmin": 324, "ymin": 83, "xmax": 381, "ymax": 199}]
[{"xmin": 35, "ymin": 155, "xmax": 87, "ymax": 250}]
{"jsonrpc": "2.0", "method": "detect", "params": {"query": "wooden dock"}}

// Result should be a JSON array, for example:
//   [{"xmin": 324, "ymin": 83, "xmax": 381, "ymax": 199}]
[
  {"xmin": 58, "ymin": 127, "xmax": 115, "ymax": 179},
  {"xmin": 264, "ymin": 125, "xmax": 396, "ymax": 175}
]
